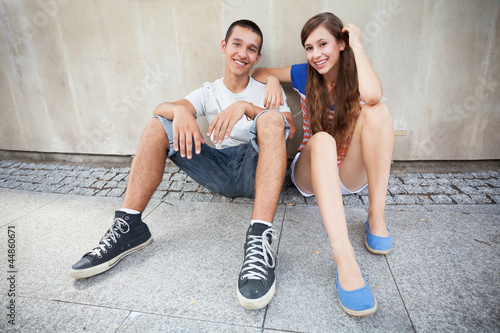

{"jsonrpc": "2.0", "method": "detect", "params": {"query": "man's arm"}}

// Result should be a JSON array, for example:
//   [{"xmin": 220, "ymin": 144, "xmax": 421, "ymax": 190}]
[
  {"xmin": 153, "ymin": 99, "xmax": 206, "ymax": 159},
  {"xmin": 153, "ymin": 99, "xmax": 195, "ymax": 120},
  {"xmin": 206, "ymin": 101, "xmax": 258, "ymax": 144},
  {"xmin": 207, "ymin": 101, "xmax": 295, "ymax": 144}
]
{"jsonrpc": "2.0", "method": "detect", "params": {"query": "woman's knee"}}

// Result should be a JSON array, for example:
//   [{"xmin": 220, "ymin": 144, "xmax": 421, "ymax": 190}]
[
  {"xmin": 308, "ymin": 132, "xmax": 337, "ymax": 154},
  {"xmin": 360, "ymin": 102, "xmax": 392, "ymax": 127}
]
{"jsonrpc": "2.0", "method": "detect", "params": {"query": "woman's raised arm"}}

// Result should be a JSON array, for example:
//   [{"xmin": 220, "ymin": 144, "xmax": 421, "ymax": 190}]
[
  {"xmin": 342, "ymin": 24, "xmax": 383, "ymax": 105},
  {"xmin": 251, "ymin": 66, "xmax": 292, "ymax": 109}
]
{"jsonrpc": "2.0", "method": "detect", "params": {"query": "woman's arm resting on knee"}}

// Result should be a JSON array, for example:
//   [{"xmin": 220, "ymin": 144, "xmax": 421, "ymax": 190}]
[{"xmin": 251, "ymin": 66, "xmax": 293, "ymax": 110}]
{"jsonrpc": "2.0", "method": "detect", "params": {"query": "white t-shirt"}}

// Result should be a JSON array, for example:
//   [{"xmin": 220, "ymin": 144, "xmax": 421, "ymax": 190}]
[{"xmin": 185, "ymin": 77, "xmax": 291, "ymax": 149}]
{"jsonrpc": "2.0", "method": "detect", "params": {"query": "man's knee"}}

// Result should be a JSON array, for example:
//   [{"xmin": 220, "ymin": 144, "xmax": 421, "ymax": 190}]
[
  {"xmin": 143, "ymin": 118, "xmax": 169, "ymax": 146},
  {"xmin": 255, "ymin": 110, "xmax": 286, "ymax": 134}
]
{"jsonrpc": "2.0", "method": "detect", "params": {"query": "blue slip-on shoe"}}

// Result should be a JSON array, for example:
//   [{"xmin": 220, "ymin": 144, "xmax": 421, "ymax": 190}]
[
  {"xmin": 365, "ymin": 220, "xmax": 393, "ymax": 254},
  {"xmin": 336, "ymin": 272, "xmax": 377, "ymax": 317}
]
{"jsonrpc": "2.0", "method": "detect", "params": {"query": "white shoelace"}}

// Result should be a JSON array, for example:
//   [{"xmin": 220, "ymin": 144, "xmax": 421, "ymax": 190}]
[
  {"xmin": 240, "ymin": 228, "xmax": 277, "ymax": 280},
  {"xmin": 90, "ymin": 218, "xmax": 130, "ymax": 258}
]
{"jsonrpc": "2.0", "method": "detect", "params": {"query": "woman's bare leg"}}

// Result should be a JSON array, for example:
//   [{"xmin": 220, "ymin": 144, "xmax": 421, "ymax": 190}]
[
  {"xmin": 339, "ymin": 102, "xmax": 394, "ymax": 236},
  {"xmin": 294, "ymin": 132, "xmax": 364, "ymax": 290}
]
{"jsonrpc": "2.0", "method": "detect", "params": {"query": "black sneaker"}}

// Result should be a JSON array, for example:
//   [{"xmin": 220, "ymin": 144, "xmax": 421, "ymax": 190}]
[
  {"xmin": 69, "ymin": 211, "xmax": 152, "ymax": 279},
  {"xmin": 237, "ymin": 222, "xmax": 277, "ymax": 309}
]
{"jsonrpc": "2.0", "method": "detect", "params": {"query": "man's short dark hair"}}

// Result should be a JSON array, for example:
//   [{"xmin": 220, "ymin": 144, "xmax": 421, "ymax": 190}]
[{"xmin": 225, "ymin": 19, "xmax": 263, "ymax": 54}]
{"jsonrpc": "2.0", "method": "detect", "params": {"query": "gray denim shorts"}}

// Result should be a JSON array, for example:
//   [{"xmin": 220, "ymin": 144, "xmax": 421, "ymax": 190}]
[{"xmin": 154, "ymin": 110, "xmax": 289, "ymax": 198}]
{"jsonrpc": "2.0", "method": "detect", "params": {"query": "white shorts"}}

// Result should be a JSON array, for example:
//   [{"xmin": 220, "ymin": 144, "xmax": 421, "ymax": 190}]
[{"xmin": 290, "ymin": 152, "xmax": 368, "ymax": 197}]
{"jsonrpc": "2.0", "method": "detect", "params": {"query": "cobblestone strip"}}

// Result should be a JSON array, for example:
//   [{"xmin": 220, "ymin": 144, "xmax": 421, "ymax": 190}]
[{"xmin": 0, "ymin": 160, "xmax": 499, "ymax": 206}]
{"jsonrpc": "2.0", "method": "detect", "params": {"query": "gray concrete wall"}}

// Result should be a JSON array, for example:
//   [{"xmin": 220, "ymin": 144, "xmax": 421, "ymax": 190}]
[{"xmin": 0, "ymin": 0, "xmax": 499, "ymax": 160}]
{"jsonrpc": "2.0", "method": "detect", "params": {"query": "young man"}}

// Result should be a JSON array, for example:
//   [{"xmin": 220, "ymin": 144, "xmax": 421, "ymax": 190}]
[{"xmin": 69, "ymin": 20, "xmax": 295, "ymax": 310}]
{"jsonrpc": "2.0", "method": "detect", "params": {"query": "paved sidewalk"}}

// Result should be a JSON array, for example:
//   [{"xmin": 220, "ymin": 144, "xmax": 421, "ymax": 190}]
[
  {"xmin": 0, "ymin": 159, "xmax": 499, "ymax": 332},
  {"xmin": 1, "ymin": 159, "xmax": 499, "ymax": 206}
]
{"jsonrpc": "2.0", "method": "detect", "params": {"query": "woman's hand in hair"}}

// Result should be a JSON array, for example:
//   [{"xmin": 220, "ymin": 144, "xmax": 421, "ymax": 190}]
[
  {"xmin": 263, "ymin": 75, "xmax": 284, "ymax": 110},
  {"xmin": 344, "ymin": 24, "xmax": 383, "ymax": 104},
  {"xmin": 342, "ymin": 24, "xmax": 363, "ymax": 51}
]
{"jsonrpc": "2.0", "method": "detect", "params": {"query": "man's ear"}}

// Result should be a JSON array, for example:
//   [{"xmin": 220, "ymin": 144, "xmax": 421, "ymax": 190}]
[
  {"xmin": 255, "ymin": 53, "xmax": 262, "ymax": 65},
  {"xmin": 221, "ymin": 39, "xmax": 227, "ymax": 53}
]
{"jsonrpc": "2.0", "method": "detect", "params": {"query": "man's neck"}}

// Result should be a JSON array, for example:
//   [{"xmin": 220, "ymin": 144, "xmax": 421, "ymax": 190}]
[{"xmin": 222, "ymin": 71, "xmax": 251, "ymax": 94}]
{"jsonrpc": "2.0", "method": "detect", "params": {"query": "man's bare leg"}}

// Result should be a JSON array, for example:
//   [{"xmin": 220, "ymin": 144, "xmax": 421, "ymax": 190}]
[
  {"xmin": 251, "ymin": 110, "xmax": 287, "ymax": 223},
  {"xmin": 122, "ymin": 118, "xmax": 170, "ymax": 212},
  {"xmin": 70, "ymin": 118, "xmax": 169, "ymax": 279},
  {"xmin": 237, "ymin": 110, "xmax": 287, "ymax": 310}
]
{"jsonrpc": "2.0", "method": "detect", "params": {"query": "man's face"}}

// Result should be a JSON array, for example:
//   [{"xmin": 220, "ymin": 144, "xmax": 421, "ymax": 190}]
[{"xmin": 221, "ymin": 26, "xmax": 262, "ymax": 77}]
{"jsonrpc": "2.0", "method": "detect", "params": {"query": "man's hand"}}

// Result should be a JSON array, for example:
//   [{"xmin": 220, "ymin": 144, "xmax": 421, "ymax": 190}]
[
  {"xmin": 172, "ymin": 107, "xmax": 206, "ymax": 159},
  {"xmin": 207, "ymin": 101, "xmax": 250, "ymax": 144}
]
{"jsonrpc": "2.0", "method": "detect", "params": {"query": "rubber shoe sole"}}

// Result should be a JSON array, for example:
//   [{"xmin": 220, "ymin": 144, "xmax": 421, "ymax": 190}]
[
  {"xmin": 69, "ymin": 236, "xmax": 153, "ymax": 279},
  {"xmin": 237, "ymin": 280, "xmax": 276, "ymax": 310},
  {"xmin": 365, "ymin": 237, "xmax": 392, "ymax": 255},
  {"xmin": 365, "ymin": 220, "xmax": 392, "ymax": 254},
  {"xmin": 339, "ymin": 295, "xmax": 378, "ymax": 317}
]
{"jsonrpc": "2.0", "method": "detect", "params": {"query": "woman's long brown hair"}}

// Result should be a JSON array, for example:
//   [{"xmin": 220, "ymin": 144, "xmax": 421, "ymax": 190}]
[{"xmin": 300, "ymin": 12, "xmax": 360, "ymax": 148}]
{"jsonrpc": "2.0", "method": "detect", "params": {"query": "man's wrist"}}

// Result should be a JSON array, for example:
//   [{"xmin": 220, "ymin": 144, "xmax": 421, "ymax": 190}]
[
  {"xmin": 173, "ymin": 104, "xmax": 189, "ymax": 116},
  {"xmin": 245, "ymin": 102, "xmax": 257, "ymax": 121}
]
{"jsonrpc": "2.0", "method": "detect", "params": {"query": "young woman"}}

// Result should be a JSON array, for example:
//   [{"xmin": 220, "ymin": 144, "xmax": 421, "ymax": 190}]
[{"xmin": 252, "ymin": 12, "xmax": 394, "ymax": 316}]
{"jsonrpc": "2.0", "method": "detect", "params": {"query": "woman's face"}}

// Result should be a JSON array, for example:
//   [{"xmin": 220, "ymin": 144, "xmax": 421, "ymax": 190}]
[{"xmin": 304, "ymin": 25, "xmax": 345, "ymax": 78}]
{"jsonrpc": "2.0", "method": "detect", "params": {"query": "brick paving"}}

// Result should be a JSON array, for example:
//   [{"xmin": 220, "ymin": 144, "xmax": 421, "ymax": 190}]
[{"xmin": 0, "ymin": 159, "xmax": 499, "ymax": 206}]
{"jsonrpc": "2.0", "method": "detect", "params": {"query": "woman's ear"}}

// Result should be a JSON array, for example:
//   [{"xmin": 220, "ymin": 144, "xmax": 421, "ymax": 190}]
[{"xmin": 340, "ymin": 39, "xmax": 346, "ymax": 51}]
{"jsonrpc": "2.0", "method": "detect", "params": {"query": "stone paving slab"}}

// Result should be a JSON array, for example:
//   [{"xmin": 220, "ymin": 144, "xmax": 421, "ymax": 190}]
[
  {"xmin": 265, "ymin": 206, "xmax": 413, "ymax": 332},
  {"xmin": 118, "ymin": 312, "xmax": 261, "ymax": 332},
  {"xmin": 58, "ymin": 200, "xmax": 285, "ymax": 329},
  {"xmin": 387, "ymin": 208, "xmax": 500, "ymax": 332},
  {"xmin": 0, "ymin": 190, "xmax": 162, "ymax": 302},
  {"xmin": 0, "ymin": 188, "xmax": 64, "ymax": 228},
  {"xmin": 3, "ymin": 297, "xmax": 130, "ymax": 333}
]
